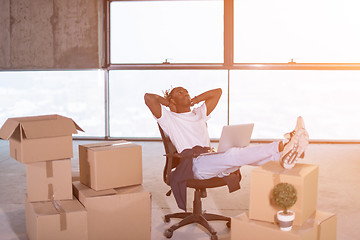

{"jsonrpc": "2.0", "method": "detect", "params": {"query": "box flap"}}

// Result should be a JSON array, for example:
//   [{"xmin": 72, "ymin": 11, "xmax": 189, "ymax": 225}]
[
  {"xmin": 115, "ymin": 185, "xmax": 145, "ymax": 195},
  {"xmin": 31, "ymin": 198, "xmax": 85, "ymax": 216},
  {"xmin": 0, "ymin": 114, "xmax": 84, "ymax": 139},
  {"xmin": 72, "ymin": 120, "xmax": 84, "ymax": 132},
  {"xmin": 80, "ymin": 141, "xmax": 139, "ymax": 152},
  {"xmin": 0, "ymin": 118, "xmax": 21, "ymax": 140},
  {"xmin": 20, "ymin": 115, "xmax": 83, "ymax": 139},
  {"xmin": 312, "ymin": 211, "xmax": 336, "ymax": 224},
  {"xmin": 73, "ymin": 181, "xmax": 117, "ymax": 198}
]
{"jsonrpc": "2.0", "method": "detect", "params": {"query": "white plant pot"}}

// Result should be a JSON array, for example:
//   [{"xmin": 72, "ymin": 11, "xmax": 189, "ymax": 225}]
[{"xmin": 276, "ymin": 210, "xmax": 295, "ymax": 231}]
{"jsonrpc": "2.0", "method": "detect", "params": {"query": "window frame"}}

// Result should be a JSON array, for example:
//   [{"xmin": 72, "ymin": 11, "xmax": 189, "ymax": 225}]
[
  {"xmin": 105, "ymin": 0, "xmax": 360, "ymax": 70},
  {"xmin": 102, "ymin": 0, "xmax": 360, "ymax": 143}
]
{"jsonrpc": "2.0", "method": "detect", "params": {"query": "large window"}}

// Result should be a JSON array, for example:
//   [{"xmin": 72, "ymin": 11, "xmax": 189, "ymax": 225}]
[
  {"xmin": 234, "ymin": 0, "xmax": 360, "ymax": 63},
  {"xmin": 110, "ymin": 0, "xmax": 224, "ymax": 63},
  {"xmin": 107, "ymin": 0, "xmax": 360, "ymax": 141},
  {"xmin": 229, "ymin": 70, "xmax": 360, "ymax": 140},
  {"xmin": 109, "ymin": 70, "xmax": 228, "ymax": 138},
  {"xmin": 0, "ymin": 71, "xmax": 105, "ymax": 137}
]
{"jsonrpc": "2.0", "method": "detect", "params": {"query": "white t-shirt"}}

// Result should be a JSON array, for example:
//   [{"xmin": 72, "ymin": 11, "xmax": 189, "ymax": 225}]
[{"xmin": 156, "ymin": 103, "xmax": 211, "ymax": 153}]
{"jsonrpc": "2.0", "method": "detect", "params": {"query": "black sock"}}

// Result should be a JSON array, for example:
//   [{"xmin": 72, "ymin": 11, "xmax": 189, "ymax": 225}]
[{"xmin": 278, "ymin": 141, "xmax": 284, "ymax": 152}]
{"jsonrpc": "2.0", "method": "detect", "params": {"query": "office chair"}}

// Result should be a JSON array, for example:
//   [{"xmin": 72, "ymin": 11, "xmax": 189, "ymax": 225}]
[{"xmin": 159, "ymin": 125, "xmax": 242, "ymax": 240}]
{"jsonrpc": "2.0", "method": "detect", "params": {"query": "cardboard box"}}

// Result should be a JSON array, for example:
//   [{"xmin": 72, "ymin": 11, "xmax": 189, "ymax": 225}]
[
  {"xmin": 79, "ymin": 140, "xmax": 142, "ymax": 191},
  {"xmin": 0, "ymin": 114, "xmax": 83, "ymax": 163},
  {"xmin": 72, "ymin": 181, "xmax": 151, "ymax": 240},
  {"xmin": 26, "ymin": 159, "xmax": 73, "ymax": 202},
  {"xmin": 249, "ymin": 162, "xmax": 318, "ymax": 226},
  {"xmin": 25, "ymin": 198, "xmax": 88, "ymax": 240},
  {"xmin": 231, "ymin": 211, "xmax": 337, "ymax": 240}
]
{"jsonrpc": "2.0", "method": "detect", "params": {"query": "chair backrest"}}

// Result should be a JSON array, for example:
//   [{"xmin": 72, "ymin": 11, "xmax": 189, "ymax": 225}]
[
  {"xmin": 158, "ymin": 124, "xmax": 242, "ymax": 193},
  {"xmin": 158, "ymin": 124, "xmax": 181, "ymax": 186}
]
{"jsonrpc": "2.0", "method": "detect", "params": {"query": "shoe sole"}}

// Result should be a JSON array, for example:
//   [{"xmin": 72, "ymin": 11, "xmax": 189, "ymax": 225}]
[
  {"xmin": 281, "ymin": 130, "xmax": 308, "ymax": 169},
  {"xmin": 280, "ymin": 143, "xmax": 299, "ymax": 169}
]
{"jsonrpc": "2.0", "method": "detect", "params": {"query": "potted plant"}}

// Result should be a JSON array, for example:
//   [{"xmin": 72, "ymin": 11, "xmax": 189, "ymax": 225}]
[{"xmin": 271, "ymin": 182, "xmax": 297, "ymax": 231}]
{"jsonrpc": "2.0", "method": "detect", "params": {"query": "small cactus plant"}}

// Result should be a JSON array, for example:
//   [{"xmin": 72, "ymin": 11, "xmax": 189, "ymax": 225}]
[{"xmin": 271, "ymin": 182, "xmax": 297, "ymax": 214}]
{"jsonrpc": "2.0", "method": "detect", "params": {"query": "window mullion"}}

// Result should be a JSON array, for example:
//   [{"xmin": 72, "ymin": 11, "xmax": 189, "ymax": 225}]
[{"xmin": 224, "ymin": 0, "xmax": 234, "ymax": 67}]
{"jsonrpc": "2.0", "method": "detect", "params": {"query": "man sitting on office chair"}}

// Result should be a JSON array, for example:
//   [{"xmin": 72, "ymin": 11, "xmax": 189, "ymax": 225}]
[
  {"xmin": 144, "ymin": 87, "xmax": 309, "ymax": 210},
  {"xmin": 145, "ymin": 87, "xmax": 309, "ymax": 176}
]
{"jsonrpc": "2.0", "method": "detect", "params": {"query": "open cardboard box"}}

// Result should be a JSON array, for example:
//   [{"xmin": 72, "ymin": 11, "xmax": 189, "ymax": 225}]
[
  {"xmin": 72, "ymin": 181, "xmax": 151, "ymax": 240},
  {"xmin": 0, "ymin": 114, "xmax": 83, "ymax": 163},
  {"xmin": 79, "ymin": 140, "xmax": 142, "ymax": 191},
  {"xmin": 231, "ymin": 211, "xmax": 337, "ymax": 240},
  {"xmin": 249, "ymin": 161, "xmax": 319, "ymax": 226}
]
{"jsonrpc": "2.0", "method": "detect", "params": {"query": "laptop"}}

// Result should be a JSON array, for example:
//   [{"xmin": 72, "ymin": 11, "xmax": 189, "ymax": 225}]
[{"xmin": 201, "ymin": 123, "xmax": 254, "ymax": 155}]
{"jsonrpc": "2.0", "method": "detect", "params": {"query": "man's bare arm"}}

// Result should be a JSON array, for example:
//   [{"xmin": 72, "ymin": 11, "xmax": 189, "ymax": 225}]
[
  {"xmin": 191, "ymin": 88, "xmax": 222, "ymax": 116},
  {"xmin": 144, "ymin": 93, "xmax": 174, "ymax": 118}
]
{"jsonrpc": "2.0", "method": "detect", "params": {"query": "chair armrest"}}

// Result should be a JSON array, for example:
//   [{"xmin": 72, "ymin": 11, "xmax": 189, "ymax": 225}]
[{"xmin": 163, "ymin": 153, "xmax": 182, "ymax": 185}]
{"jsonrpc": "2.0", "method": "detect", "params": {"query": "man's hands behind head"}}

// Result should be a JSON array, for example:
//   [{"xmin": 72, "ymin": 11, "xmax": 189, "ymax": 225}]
[{"xmin": 169, "ymin": 98, "xmax": 177, "ymax": 112}]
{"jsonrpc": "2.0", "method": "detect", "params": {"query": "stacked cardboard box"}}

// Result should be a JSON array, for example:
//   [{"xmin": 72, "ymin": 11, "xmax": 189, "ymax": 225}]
[
  {"xmin": 0, "ymin": 115, "xmax": 87, "ymax": 240},
  {"xmin": 26, "ymin": 159, "xmax": 73, "ymax": 202},
  {"xmin": 73, "ymin": 181, "xmax": 151, "ymax": 240},
  {"xmin": 231, "ymin": 211, "xmax": 336, "ymax": 240},
  {"xmin": 74, "ymin": 141, "xmax": 151, "ymax": 240},
  {"xmin": 78, "ymin": 141, "xmax": 142, "ymax": 191},
  {"xmin": 0, "ymin": 115, "xmax": 152, "ymax": 239},
  {"xmin": 249, "ymin": 162, "xmax": 319, "ymax": 226},
  {"xmin": 231, "ymin": 161, "xmax": 337, "ymax": 240}
]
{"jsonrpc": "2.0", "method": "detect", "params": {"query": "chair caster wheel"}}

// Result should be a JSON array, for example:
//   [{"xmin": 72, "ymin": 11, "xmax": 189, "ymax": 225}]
[
  {"xmin": 210, "ymin": 234, "xmax": 218, "ymax": 240},
  {"xmin": 226, "ymin": 221, "xmax": 231, "ymax": 228},
  {"xmin": 164, "ymin": 229, "xmax": 173, "ymax": 238},
  {"xmin": 164, "ymin": 216, "xmax": 170, "ymax": 223}
]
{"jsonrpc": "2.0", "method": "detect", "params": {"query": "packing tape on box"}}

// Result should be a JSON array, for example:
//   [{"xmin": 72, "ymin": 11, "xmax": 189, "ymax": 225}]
[
  {"xmin": 111, "ymin": 142, "xmax": 132, "ymax": 146},
  {"xmin": 51, "ymin": 199, "xmax": 67, "ymax": 231},
  {"xmin": 48, "ymin": 184, "xmax": 54, "ymax": 199},
  {"xmin": 89, "ymin": 141, "xmax": 133, "ymax": 149},
  {"xmin": 46, "ymin": 161, "xmax": 53, "ymax": 178},
  {"xmin": 46, "ymin": 161, "xmax": 54, "ymax": 200}
]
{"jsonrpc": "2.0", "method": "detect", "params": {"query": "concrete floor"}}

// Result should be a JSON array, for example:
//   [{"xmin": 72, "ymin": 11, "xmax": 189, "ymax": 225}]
[{"xmin": 1, "ymin": 139, "xmax": 360, "ymax": 240}]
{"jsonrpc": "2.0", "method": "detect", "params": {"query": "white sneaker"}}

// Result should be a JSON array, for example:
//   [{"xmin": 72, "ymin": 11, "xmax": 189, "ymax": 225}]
[
  {"xmin": 280, "ymin": 132, "xmax": 300, "ymax": 169},
  {"xmin": 281, "ymin": 117, "xmax": 309, "ymax": 169},
  {"xmin": 284, "ymin": 116, "xmax": 307, "ymax": 140}
]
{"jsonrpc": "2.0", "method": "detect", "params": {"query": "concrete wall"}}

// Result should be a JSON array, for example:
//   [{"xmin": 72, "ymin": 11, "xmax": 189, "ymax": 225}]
[{"xmin": 0, "ymin": 0, "xmax": 102, "ymax": 70}]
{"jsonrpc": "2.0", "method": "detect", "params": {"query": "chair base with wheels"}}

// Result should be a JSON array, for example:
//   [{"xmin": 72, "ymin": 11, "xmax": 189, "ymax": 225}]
[{"xmin": 163, "ymin": 187, "xmax": 232, "ymax": 240}]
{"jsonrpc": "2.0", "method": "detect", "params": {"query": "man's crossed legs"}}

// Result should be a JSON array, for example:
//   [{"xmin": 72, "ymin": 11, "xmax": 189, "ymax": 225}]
[{"xmin": 192, "ymin": 116, "xmax": 309, "ymax": 180}]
